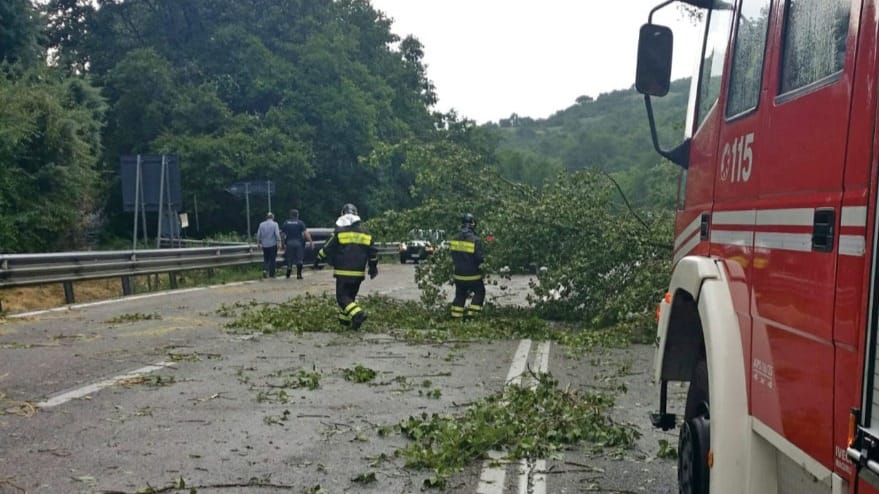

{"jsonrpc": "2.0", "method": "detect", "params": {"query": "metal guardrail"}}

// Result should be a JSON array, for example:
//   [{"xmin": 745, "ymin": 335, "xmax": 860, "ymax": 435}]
[
  {"xmin": 0, "ymin": 245, "xmax": 268, "ymax": 286},
  {"xmin": 0, "ymin": 241, "xmax": 402, "ymax": 307}
]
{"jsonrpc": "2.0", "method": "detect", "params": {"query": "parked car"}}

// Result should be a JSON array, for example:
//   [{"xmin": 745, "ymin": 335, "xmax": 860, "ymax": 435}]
[
  {"xmin": 301, "ymin": 227, "xmax": 333, "ymax": 264},
  {"xmin": 399, "ymin": 228, "xmax": 445, "ymax": 264}
]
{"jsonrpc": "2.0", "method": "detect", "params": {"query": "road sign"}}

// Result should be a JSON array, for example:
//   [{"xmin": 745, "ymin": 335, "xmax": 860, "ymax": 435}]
[{"xmin": 226, "ymin": 180, "xmax": 275, "ymax": 197}]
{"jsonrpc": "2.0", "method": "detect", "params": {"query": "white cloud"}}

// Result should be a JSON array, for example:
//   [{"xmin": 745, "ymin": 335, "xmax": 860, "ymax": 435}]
[{"xmin": 371, "ymin": 0, "xmax": 702, "ymax": 123}]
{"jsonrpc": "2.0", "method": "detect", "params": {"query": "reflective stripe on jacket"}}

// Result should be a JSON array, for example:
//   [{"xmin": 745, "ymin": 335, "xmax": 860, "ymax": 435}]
[
  {"xmin": 317, "ymin": 222, "xmax": 378, "ymax": 279},
  {"xmin": 451, "ymin": 227, "xmax": 483, "ymax": 280}
]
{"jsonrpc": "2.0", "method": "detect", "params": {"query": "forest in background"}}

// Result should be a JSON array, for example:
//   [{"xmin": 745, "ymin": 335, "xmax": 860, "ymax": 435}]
[{"xmin": 1, "ymin": 0, "xmax": 693, "ymax": 325}]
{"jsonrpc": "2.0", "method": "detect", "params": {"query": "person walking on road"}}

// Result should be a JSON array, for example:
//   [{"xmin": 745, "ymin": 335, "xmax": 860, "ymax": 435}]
[
  {"xmin": 316, "ymin": 203, "xmax": 378, "ymax": 330},
  {"xmin": 450, "ymin": 213, "xmax": 485, "ymax": 320},
  {"xmin": 281, "ymin": 209, "xmax": 314, "ymax": 279},
  {"xmin": 256, "ymin": 212, "xmax": 281, "ymax": 278}
]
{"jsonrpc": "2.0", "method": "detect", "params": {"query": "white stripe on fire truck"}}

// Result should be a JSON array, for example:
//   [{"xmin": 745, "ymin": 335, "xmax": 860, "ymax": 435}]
[
  {"xmin": 674, "ymin": 213, "xmax": 704, "ymax": 251},
  {"xmin": 754, "ymin": 232, "xmax": 813, "ymax": 252},
  {"xmin": 675, "ymin": 206, "xmax": 868, "ymax": 260},
  {"xmin": 840, "ymin": 235, "xmax": 866, "ymax": 256},
  {"xmin": 674, "ymin": 234, "xmax": 702, "ymax": 264},
  {"xmin": 712, "ymin": 209, "xmax": 756, "ymax": 225},
  {"xmin": 709, "ymin": 230, "xmax": 753, "ymax": 247},
  {"xmin": 756, "ymin": 208, "xmax": 814, "ymax": 226},
  {"xmin": 841, "ymin": 205, "xmax": 867, "ymax": 227}
]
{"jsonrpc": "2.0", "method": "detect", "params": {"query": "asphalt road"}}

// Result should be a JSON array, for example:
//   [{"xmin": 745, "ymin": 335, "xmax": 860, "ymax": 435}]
[{"xmin": 0, "ymin": 263, "xmax": 684, "ymax": 494}]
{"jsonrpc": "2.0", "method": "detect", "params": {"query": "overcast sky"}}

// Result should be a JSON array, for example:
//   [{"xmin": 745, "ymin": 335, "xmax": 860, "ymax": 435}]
[{"xmin": 370, "ymin": 1, "xmax": 703, "ymax": 123}]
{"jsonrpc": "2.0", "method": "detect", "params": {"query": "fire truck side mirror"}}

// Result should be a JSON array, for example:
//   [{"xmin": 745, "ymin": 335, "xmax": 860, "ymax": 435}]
[{"xmin": 636, "ymin": 24, "xmax": 674, "ymax": 97}]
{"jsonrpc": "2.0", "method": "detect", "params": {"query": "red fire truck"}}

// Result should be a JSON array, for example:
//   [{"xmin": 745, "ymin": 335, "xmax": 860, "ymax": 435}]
[{"xmin": 637, "ymin": 0, "xmax": 879, "ymax": 492}]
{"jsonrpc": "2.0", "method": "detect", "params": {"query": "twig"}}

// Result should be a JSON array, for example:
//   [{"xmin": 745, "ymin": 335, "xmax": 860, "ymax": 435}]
[
  {"xmin": 600, "ymin": 170, "xmax": 651, "ymax": 231},
  {"xmin": 131, "ymin": 481, "xmax": 299, "ymax": 493},
  {"xmin": 0, "ymin": 477, "xmax": 26, "ymax": 493}
]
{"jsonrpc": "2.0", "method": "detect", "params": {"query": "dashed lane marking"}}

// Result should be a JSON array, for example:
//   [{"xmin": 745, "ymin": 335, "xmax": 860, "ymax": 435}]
[
  {"xmin": 36, "ymin": 361, "xmax": 174, "ymax": 409},
  {"xmin": 516, "ymin": 341, "xmax": 551, "ymax": 494},
  {"xmin": 478, "ymin": 339, "xmax": 533, "ymax": 494}
]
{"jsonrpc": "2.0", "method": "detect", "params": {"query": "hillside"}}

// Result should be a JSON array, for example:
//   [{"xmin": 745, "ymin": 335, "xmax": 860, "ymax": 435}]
[{"xmin": 486, "ymin": 78, "xmax": 691, "ymax": 205}]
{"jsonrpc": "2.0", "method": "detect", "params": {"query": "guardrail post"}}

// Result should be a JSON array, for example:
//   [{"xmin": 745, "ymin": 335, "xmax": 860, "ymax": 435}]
[
  {"xmin": 169, "ymin": 272, "xmax": 178, "ymax": 289},
  {"xmin": 62, "ymin": 281, "xmax": 75, "ymax": 304},
  {"xmin": 121, "ymin": 276, "xmax": 133, "ymax": 296}
]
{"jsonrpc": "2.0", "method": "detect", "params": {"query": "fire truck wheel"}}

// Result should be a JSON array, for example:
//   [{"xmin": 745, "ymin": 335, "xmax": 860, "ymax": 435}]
[{"xmin": 679, "ymin": 359, "xmax": 710, "ymax": 494}]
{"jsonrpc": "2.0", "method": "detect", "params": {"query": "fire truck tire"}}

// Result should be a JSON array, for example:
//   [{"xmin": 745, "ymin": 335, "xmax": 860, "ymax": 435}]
[{"xmin": 679, "ymin": 359, "xmax": 710, "ymax": 494}]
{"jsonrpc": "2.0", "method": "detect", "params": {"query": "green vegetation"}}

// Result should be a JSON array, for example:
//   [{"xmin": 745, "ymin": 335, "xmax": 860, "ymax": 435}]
[
  {"xmin": 343, "ymin": 364, "xmax": 378, "ymax": 383},
  {"xmin": 222, "ymin": 293, "xmax": 639, "ymax": 351},
  {"xmin": 394, "ymin": 372, "xmax": 638, "ymax": 488},
  {"xmin": 657, "ymin": 438, "xmax": 678, "ymax": 459},
  {"xmin": 351, "ymin": 472, "xmax": 377, "ymax": 484},
  {"xmin": 7, "ymin": 5, "xmax": 679, "ymax": 485},
  {"xmin": 3, "ymin": 0, "xmax": 440, "ymax": 251},
  {"xmin": 493, "ymin": 79, "xmax": 689, "ymax": 194},
  {"xmin": 3, "ymin": 0, "xmax": 685, "ymax": 258},
  {"xmin": 251, "ymin": 367, "xmax": 322, "ymax": 403},
  {"xmin": 4, "ymin": 0, "xmax": 682, "ymax": 341},
  {"xmin": 104, "ymin": 312, "xmax": 162, "ymax": 324}
]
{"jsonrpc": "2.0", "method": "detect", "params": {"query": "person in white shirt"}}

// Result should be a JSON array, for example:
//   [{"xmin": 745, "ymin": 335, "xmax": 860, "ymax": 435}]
[{"xmin": 256, "ymin": 212, "xmax": 281, "ymax": 277}]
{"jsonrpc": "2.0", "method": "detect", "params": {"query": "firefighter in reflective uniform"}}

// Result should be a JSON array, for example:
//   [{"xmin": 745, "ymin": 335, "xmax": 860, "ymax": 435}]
[
  {"xmin": 316, "ymin": 203, "xmax": 378, "ymax": 330},
  {"xmin": 450, "ymin": 213, "xmax": 485, "ymax": 319}
]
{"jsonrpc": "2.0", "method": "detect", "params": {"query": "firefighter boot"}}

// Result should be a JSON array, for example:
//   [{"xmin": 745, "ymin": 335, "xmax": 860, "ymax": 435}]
[
  {"xmin": 338, "ymin": 309, "xmax": 351, "ymax": 327},
  {"xmin": 351, "ymin": 310, "xmax": 367, "ymax": 331},
  {"xmin": 465, "ymin": 304, "xmax": 482, "ymax": 320},
  {"xmin": 296, "ymin": 264, "xmax": 303, "ymax": 279}
]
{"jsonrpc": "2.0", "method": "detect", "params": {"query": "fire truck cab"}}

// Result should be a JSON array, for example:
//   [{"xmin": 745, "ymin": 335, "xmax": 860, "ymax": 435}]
[{"xmin": 637, "ymin": 0, "xmax": 879, "ymax": 493}]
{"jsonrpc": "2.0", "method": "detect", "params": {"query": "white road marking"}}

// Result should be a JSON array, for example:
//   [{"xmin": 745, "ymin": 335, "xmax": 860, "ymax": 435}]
[
  {"xmin": 478, "ymin": 339, "xmax": 533, "ymax": 494},
  {"xmin": 477, "ymin": 450, "xmax": 510, "ymax": 494},
  {"xmin": 532, "ymin": 459, "xmax": 547, "ymax": 494},
  {"xmin": 478, "ymin": 340, "xmax": 552, "ymax": 494},
  {"xmin": 517, "ymin": 459, "xmax": 547, "ymax": 494},
  {"xmin": 9, "ymin": 281, "xmax": 257, "ymax": 319},
  {"xmin": 36, "ymin": 361, "xmax": 174, "ymax": 408},
  {"xmin": 506, "ymin": 339, "xmax": 532, "ymax": 385},
  {"xmin": 533, "ymin": 341, "xmax": 550, "ymax": 377},
  {"xmin": 516, "ymin": 341, "xmax": 551, "ymax": 494}
]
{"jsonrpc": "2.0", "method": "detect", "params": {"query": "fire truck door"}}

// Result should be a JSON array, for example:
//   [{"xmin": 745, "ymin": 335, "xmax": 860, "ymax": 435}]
[{"xmin": 747, "ymin": 0, "xmax": 856, "ymax": 473}]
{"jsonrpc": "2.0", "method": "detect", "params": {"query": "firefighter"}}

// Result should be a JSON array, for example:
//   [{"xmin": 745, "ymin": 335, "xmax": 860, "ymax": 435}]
[
  {"xmin": 450, "ymin": 213, "xmax": 485, "ymax": 320},
  {"xmin": 316, "ymin": 203, "xmax": 378, "ymax": 330}
]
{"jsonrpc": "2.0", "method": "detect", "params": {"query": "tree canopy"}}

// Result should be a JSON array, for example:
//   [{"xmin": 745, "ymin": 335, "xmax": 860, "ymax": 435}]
[
  {"xmin": 2, "ymin": 0, "xmax": 688, "ymax": 328},
  {"xmin": 0, "ymin": 0, "xmax": 104, "ymax": 252},
  {"xmin": 45, "ymin": 0, "xmax": 440, "ymax": 235}
]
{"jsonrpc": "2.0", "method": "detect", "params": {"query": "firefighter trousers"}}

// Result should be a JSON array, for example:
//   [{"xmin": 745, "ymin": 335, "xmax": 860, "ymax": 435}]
[
  {"xmin": 451, "ymin": 279, "xmax": 485, "ymax": 319},
  {"xmin": 335, "ymin": 277, "xmax": 364, "ymax": 325}
]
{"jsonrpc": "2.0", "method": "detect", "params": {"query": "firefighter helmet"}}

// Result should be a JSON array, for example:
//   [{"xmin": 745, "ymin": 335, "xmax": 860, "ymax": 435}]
[
  {"xmin": 340, "ymin": 203, "xmax": 358, "ymax": 216},
  {"xmin": 462, "ymin": 213, "xmax": 476, "ymax": 226}
]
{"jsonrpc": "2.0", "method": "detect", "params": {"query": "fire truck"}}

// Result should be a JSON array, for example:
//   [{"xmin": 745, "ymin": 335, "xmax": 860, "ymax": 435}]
[{"xmin": 637, "ymin": 0, "xmax": 879, "ymax": 492}]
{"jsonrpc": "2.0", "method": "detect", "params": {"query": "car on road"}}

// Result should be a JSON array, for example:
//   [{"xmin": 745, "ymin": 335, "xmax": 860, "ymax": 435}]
[
  {"xmin": 293, "ymin": 227, "xmax": 333, "ymax": 265},
  {"xmin": 399, "ymin": 228, "xmax": 444, "ymax": 264}
]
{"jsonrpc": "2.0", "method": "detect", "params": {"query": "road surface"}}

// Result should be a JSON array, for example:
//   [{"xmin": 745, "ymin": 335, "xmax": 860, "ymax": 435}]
[{"xmin": 0, "ymin": 263, "xmax": 684, "ymax": 493}]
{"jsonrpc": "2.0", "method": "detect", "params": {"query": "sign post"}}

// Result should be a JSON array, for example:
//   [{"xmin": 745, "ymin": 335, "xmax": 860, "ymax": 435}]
[
  {"xmin": 226, "ymin": 180, "xmax": 275, "ymax": 242},
  {"xmin": 121, "ymin": 154, "xmax": 182, "ymax": 250}
]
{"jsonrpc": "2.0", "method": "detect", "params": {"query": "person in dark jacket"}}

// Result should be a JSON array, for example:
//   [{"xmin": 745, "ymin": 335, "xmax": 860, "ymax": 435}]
[
  {"xmin": 450, "ymin": 213, "xmax": 485, "ymax": 319},
  {"xmin": 281, "ymin": 209, "xmax": 314, "ymax": 279},
  {"xmin": 316, "ymin": 203, "xmax": 378, "ymax": 330}
]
